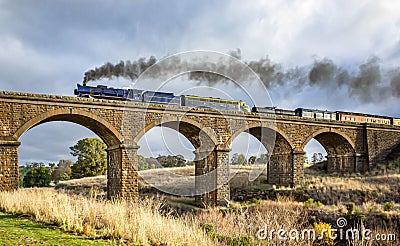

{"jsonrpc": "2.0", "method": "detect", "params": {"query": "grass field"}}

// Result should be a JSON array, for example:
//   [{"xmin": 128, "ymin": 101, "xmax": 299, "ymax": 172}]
[
  {"xmin": 0, "ymin": 212, "xmax": 115, "ymax": 245},
  {"xmin": 0, "ymin": 188, "xmax": 214, "ymax": 245},
  {"xmin": 1, "ymin": 165, "xmax": 399, "ymax": 245}
]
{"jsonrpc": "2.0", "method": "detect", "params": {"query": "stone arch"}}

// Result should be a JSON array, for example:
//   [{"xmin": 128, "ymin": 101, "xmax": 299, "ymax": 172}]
[
  {"xmin": 302, "ymin": 128, "xmax": 356, "ymax": 172},
  {"xmin": 13, "ymin": 108, "xmax": 137, "ymax": 199},
  {"xmin": 13, "ymin": 108, "xmax": 123, "ymax": 147},
  {"xmin": 227, "ymin": 123, "xmax": 295, "ymax": 152},
  {"xmin": 132, "ymin": 115, "xmax": 218, "ymax": 150},
  {"xmin": 301, "ymin": 128, "xmax": 355, "ymax": 155}
]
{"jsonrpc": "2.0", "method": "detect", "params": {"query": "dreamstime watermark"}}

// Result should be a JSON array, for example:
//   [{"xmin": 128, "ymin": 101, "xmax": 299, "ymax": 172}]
[
  {"xmin": 121, "ymin": 50, "xmax": 276, "ymax": 196},
  {"xmin": 256, "ymin": 217, "xmax": 397, "ymax": 242}
]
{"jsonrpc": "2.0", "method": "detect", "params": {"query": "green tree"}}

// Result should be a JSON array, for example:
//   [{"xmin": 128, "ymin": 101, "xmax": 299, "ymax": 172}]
[
  {"xmin": 19, "ymin": 166, "xmax": 30, "ymax": 187},
  {"xmin": 231, "ymin": 153, "xmax": 239, "ymax": 165},
  {"xmin": 70, "ymin": 138, "xmax": 107, "ymax": 179},
  {"xmin": 304, "ymin": 154, "xmax": 309, "ymax": 165},
  {"xmin": 256, "ymin": 154, "xmax": 269, "ymax": 164},
  {"xmin": 248, "ymin": 156, "xmax": 256, "ymax": 165},
  {"xmin": 237, "ymin": 154, "xmax": 247, "ymax": 165},
  {"xmin": 23, "ymin": 166, "xmax": 51, "ymax": 187},
  {"xmin": 311, "ymin": 153, "xmax": 324, "ymax": 164},
  {"xmin": 156, "ymin": 155, "xmax": 187, "ymax": 168},
  {"xmin": 138, "ymin": 154, "xmax": 148, "ymax": 170},
  {"xmin": 58, "ymin": 172, "xmax": 71, "ymax": 181}
]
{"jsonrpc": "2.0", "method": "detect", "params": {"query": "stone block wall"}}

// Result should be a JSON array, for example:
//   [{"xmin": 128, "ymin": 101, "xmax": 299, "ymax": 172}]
[{"xmin": 0, "ymin": 141, "xmax": 20, "ymax": 191}]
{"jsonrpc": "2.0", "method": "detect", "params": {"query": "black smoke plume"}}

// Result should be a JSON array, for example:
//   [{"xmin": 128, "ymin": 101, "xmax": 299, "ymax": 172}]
[
  {"xmin": 82, "ymin": 50, "xmax": 400, "ymax": 102},
  {"xmin": 83, "ymin": 56, "xmax": 157, "ymax": 85}
]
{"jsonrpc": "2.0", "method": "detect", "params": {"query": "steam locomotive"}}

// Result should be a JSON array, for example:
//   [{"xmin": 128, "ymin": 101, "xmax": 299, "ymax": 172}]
[
  {"xmin": 252, "ymin": 106, "xmax": 400, "ymax": 126},
  {"xmin": 74, "ymin": 84, "xmax": 250, "ymax": 112}
]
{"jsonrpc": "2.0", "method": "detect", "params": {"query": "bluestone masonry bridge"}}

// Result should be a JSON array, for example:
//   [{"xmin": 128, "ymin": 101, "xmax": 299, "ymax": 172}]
[{"xmin": 1, "ymin": 91, "xmax": 400, "ymax": 205}]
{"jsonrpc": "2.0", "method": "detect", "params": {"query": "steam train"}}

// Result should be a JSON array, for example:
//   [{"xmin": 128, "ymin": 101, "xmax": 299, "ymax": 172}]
[
  {"xmin": 74, "ymin": 84, "xmax": 399, "ymax": 126},
  {"xmin": 74, "ymin": 84, "xmax": 250, "ymax": 112},
  {"xmin": 252, "ymin": 106, "xmax": 400, "ymax": 126}
]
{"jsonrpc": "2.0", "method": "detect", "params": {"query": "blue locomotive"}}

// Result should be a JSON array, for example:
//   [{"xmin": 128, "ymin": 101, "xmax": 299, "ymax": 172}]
[{"xmin": 74, "ymin": 84, "xmax": 251, "ymax": 112}]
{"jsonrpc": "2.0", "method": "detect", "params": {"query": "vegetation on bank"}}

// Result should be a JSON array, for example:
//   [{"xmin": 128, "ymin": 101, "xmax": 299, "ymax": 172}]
[
  {"xmin": 0, "ymin": 212, "xmax": 115, "ymax": 245},
  {"xmin": 2, "ymin": 188, "xmax": 398, "ymax": 246},
  {"xmin": 0, "ymin": 189, "xmax": 213, "ymax": 245}
]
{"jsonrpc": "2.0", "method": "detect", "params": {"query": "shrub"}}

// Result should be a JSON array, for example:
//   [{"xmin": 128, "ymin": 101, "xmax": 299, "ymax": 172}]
[
  {"xmin": 383, "ymin": 202, "xmax": 394, "ymax": 212},
  {"xmin": 380, "ymin": 211, "xmax": 389, "ymax": 219},
  {"xmin": 250, "ymin": 197, "xmax": 262, "ymax": 204},
  {"xmin": 368, "ymin": 205, "xmax": 377, "ymax": 213},
  {"xmin": 200, "ymin": 223, "xmax": 253, "ymax": 245},
  {"xmin": 304, "ymin": 198, "xmax": 323, "ymax": 208},
  {"xmin": 345, "ymin": 203, "xmax": 356, "ymax": 214}
]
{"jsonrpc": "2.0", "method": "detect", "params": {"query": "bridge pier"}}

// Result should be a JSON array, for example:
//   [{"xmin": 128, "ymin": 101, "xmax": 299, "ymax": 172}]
[
  {"xmin": 268, "ymin": 152, "xmax": 293, "ymax": 186},
  {"xmin": 194, "ymin": 145, "xmax": 230, "ymax": 207},
  {"xmin": 268, "ymin": 150, "xmax": 305, "ymax": 187},
  {"xmin": 326, "ymin": 154, "xmax": 355, "ymax": 173},
  {"xmin": 292, "ymin": 150, "xmax": 305, "ymax": 187},
  {"xmin": 354, "ymin": 153, "xmax": 368, "ymax": 172},
  {"xmin": 107, "ymin": 144, "xmax": 139, "ymax": 199},
  {"xmin": 326, "ymin": 153, "xmax": 368, "ymax": 173},
  {"xmin": 0, "ymin": 140, "xmax": 20, "ymax": 191},
  {"xmin": 215, "ymin": 145, "xmax": 231, "ymax": 205}
]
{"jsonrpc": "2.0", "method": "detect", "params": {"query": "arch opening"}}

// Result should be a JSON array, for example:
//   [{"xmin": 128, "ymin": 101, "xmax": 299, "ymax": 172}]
[
  {"xmin": 13, "ymin": 109, "xmax": 129, "ymax": 199},
  {"xmin": 229, "ymin": 126, "xmax": 294, "ymax": 187},
  {"xmin": 19, "ymin": 121, "xmax": 98, "ymax": 165},
  {"xmin": 135, "ymin": 120, "xmax": 213, "ymax": 198},
  {"xmin": 302, "ymin": 130, "xmax": 356, "ymax": 173},
  {"xmin": 15, "ymin": 110, "xmax": 122, "ymax": 147},
  {"xmin": 17, "ymin": 121, "xmax": 109, "ymax": 198},
  {"xmin": 229, "ymin": 131, "xmax": 269, "ymax": 192}
]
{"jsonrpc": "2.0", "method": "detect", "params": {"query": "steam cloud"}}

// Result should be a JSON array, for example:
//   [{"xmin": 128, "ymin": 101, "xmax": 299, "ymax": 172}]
[{"xmin": 82, "ymin": 49, "xmax": 400, "ymax": 102}]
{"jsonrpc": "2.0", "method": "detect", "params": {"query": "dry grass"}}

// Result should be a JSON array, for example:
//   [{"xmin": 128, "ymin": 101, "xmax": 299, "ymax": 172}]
[
  {"xmin": 50, "ymin": 167, "xmax": 400, "ymax": 245},
  {"xmin": 304, "ymin": 173, "xmax": 400, "ymax": 192},
  {"xmin": 303, "ymin": 172, "xmax": 400, "ymax": 205},
  {"xmin": 193, "ymin": 199, "xmax": 313, "ymax": 245},
  {"xmin": 0, "ymin": 188, "xmax": 215, "ymax": 245}
]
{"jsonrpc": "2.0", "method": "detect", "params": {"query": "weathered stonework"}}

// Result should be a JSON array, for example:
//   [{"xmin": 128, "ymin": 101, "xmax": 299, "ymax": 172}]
[
  {"xmin": 1, "ymin": 90, "xmax": 400, "ymax": 205},
  {"xmin": 0, "ymin": 141, "xmax": 20, "ymax": 191}
]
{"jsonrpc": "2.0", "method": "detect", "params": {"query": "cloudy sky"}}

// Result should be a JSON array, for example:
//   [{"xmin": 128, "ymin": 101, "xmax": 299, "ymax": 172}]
[{"xmin": 1, "ymin": 0, "xmax": 400, "ymax": 164}]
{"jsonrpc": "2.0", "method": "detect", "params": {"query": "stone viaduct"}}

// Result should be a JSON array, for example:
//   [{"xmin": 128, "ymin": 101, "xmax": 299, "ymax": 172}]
[{"xmin": 1, "ymin": 90, "xmax": 400, "ymax": 205}]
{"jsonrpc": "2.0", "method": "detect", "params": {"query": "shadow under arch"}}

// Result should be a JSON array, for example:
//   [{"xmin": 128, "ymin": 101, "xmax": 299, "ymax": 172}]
[
  {"xmin": 302, "ymin": 128, "xmax": 357, "ymax": 172},
  {"xmin": 14, "ymin": 108, "xmax": 123, "ymax": 147},
  {"xmin": 301, "ymin": 128, "xmax": 356, "ymax": 152}
]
